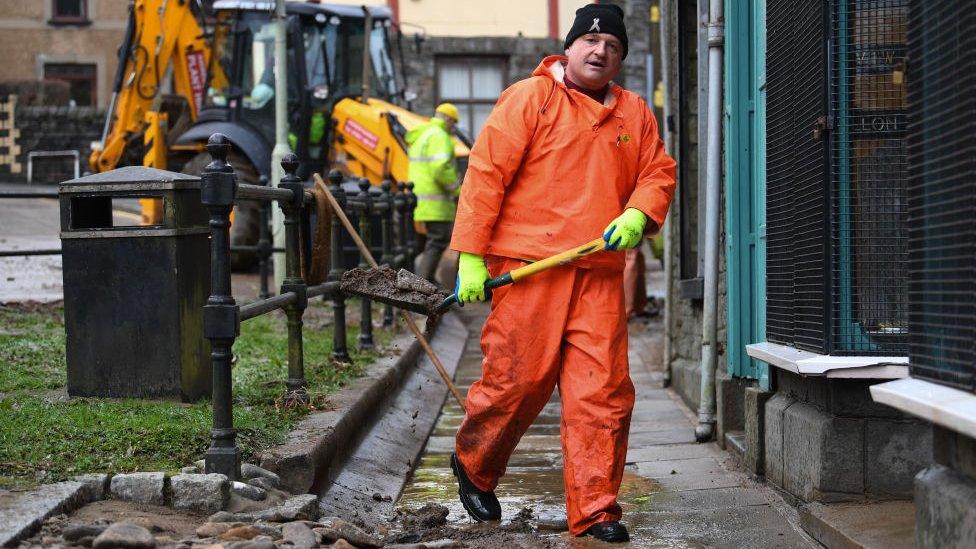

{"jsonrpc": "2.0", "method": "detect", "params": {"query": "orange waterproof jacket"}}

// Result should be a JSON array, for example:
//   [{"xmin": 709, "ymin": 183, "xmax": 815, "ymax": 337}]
[{"xmin": 450, "ymin": 55, "xmax": 676, "ymax": 270}]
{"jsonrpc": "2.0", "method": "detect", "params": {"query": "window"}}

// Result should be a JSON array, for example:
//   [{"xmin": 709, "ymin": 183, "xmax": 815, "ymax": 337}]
[
  {"xmin": 436, "ymin": 57, "xmax": 506, "ymax": 139},
  {"xmin": 43, "ymin": 63, "xmax": 96, "ymax": 106},
  {"xmin": 51, "ymin": 0, "xmax": 88, "ymax": 24}
]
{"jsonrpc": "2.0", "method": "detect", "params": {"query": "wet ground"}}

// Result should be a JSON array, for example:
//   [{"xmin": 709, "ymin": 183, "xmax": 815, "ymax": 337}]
[
  {"xmin": 0, "ymin": 189, "xmax": 281, "ymax": 306},
  {"xmin": 396, "ymin": 298, "xmax": 818, "ymax": 548},
  {"xmin": 0, "ymin": 187, "xmax": 140, "ymax": 304}
]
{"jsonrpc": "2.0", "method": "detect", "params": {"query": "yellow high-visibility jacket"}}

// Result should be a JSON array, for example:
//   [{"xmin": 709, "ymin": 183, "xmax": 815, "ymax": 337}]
[{"xmin": 406, "ymin": 118, "xmax": 459, "ymax": 222}]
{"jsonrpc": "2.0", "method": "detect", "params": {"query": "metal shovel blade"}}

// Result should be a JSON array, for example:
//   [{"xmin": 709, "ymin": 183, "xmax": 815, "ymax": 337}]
[{"xmin": 340, "ymin": 266, "xmax": 452, "ymax": 316}]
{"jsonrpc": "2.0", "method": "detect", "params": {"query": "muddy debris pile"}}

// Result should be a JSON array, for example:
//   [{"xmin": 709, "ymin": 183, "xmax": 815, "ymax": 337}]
[
  {"xmin": 23, "ymin": 500, "xmax": 570, "ymax": 549},
  {"xmin": 340, "ymin": 267, "xmax": 451, "ymax": 316},
  {"xmin": 379, "ymin": 504, "xmax": 569, "ymax": 549}
]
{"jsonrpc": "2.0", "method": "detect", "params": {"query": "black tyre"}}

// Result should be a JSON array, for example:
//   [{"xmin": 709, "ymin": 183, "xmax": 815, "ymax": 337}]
[{"xmin": 182, "ymin": 151, "xmax": 263, "ymax": 271}]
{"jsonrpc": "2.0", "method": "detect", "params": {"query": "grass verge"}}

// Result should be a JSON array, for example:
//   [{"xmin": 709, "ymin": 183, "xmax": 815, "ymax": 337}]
[{"xmin": 0, "ymin": 300, "xmax": 393, "ymax": 489}]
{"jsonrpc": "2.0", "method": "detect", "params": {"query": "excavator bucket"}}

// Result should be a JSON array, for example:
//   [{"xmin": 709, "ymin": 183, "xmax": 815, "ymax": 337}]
[{"xmin": 340, "ymin": 266, "xmax": 452, "ymax": 316}]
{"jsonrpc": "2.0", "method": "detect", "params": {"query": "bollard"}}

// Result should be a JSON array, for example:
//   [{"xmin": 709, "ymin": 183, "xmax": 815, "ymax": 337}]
[
  {"xmin": 380, "ymin": 179, "xmax": 395, "ymax": 327},
  {"xmin": 404, "ymin": 181, "xmax": 419, "ymax": 261},
  {"xmin": 356, "ymin": 178, "xmax": 375, "ymax": 351},
  {"xmin": 277, "ymin": 154, "xmax": 308, "ymax": 404},
  {"xmin": 393, "ymin": 181, "xmax": 407, "ymax": 264},
  {"xmin": 327, "ymin": 170, "xmax": 351, "ymax": 363},
  {"xmin": 201, "ymin": 134, "xmax": 242, "ymax": 481},
  {"xmin": 258, "ymin": 200, "xmax": 272, "ymax": 299}
]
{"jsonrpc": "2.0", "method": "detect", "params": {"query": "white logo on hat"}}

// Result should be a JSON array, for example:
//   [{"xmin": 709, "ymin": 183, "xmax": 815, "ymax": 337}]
[{"xmin": 589, "ymin": 18, "xmax": 601, "ymax": 32}]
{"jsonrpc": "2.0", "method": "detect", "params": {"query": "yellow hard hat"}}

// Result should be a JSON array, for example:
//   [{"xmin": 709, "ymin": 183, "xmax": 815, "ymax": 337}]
[{"xmin": 435, "ymin": 102, "xmax": 460, "ymax": 122}]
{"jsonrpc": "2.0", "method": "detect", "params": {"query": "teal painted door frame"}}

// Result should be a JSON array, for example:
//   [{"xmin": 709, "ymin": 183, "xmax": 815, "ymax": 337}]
[{"xmin": 724, "ymin": 0, "xmax": 768, "ymax": 389}]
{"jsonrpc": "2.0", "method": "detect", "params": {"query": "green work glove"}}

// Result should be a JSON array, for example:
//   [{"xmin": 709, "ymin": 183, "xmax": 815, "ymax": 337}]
[
  {"xmin": 455, "ymin": 252, "xmax": 490, "ymax": 304},
  {"xmin": 309, "ymin": 112, "xmax": 326, "ymax": 144},
  {"xmin": 603, "ymin": 208, "xmax": 648, "ymax": 251}
]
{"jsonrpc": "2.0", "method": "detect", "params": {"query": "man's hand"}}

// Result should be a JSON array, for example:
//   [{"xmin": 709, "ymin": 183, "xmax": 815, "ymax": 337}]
[
  {"xmin": 603, "ymin": 208, "xmax": 648, "ymax": 250},
  {"xmin": 248, "ymin": 83, "xmax": 274, "ymax": 109},
  {"xmin": 455, "ymin": 252, "xmax": 490, "ymax": 304}
]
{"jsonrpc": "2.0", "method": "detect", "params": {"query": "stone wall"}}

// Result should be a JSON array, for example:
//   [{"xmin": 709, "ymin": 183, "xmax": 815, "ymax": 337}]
[
  {"xmin": 0, "ymin": 101, "xmax": 104, "ymax": 183},
  {"xmin": 765, "ymin": 370, "xmax": 933, "ymax": 502},
  {"xmin": 603, "ymin": 0, "xmax": 650, "ymax": 98},
  {"xmin": 915, "ymin": 427, "xmax": 976, "ymax": 548},
  {"xmin": 400, "ymin": 35, "xmax": 562, "ymax": 120},
  {"xmin": 660, "ymin": 0, "xmax": 728, "ymax": 413}
]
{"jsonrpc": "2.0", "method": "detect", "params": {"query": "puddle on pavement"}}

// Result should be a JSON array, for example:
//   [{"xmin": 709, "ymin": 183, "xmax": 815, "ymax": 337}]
[{"xmin": 391, "ymin": 310, "xmax": 717, "ymax": 548}]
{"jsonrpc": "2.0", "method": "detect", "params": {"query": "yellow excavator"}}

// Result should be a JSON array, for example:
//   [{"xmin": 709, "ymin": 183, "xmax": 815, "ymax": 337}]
[{"xmin": 91, "ymin": 0, "xmax": 470, "ymax": 255}]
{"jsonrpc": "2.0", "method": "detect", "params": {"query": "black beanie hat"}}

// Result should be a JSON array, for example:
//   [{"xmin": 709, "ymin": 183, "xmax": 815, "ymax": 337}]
[{"xmin": 563, "ymin": 3, "xmax": 629, "ymax": 59}]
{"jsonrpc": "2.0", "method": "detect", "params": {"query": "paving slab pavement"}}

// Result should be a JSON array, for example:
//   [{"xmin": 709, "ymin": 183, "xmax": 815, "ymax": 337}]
[
  {"xmin": 0, "ymin": 191, "xmax": 141, "ymax": 303},
  {"xmin": 398, "ymin": 305, "xmax": 818, "ymax": 548}
]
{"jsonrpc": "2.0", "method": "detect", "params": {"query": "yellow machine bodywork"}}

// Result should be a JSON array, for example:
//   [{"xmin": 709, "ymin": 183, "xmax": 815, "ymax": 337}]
[
  {"xmin": 92, "ymin": 0, "xmax": 468, "ymax": 228},
  {"xmin": 331, "ymin": 97, "xmax": 470, "ymax": 185},
  {"xmin": 90, "ymin": 0, "xmax": 219, "ymax": 175}
]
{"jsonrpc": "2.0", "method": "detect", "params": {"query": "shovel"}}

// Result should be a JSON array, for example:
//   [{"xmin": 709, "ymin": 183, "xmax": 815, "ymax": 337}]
[
  {"xmin": 340, "ymin": 237, "xmax": 607, "ymax": 316},
  {"xmin": 432, "ymin": 237, "xmax": 607, "ymax": 313}
]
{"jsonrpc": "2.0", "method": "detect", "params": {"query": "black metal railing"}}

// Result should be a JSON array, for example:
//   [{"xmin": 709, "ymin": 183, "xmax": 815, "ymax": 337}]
[
  {"xmin": 198, "ymin": 134, "xmax": 420, "ymax": 479},
  {"xmin": 766, "ymin": 0, "xmax": 830, "ymax": 354},
  {"xmin": 905, "ymin": 0, "xmax": 976, "ymax": 392},
  {"xmin": 766, "ymin": 0, "xmax": 910, "ymax": 356},
  {"xmin": 829, "ymin": 0, "xmax": 909, "ymax": 356}
]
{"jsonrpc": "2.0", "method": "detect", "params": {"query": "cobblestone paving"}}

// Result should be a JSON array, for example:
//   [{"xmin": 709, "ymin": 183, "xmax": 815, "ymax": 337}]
[{"xmin": 399, "ymin": 305, "xmax": 817, "ymax": 548}]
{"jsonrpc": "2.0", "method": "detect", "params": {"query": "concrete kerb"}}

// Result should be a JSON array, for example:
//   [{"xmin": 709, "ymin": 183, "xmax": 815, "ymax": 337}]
[
  {"xmin": 259, "ymin": 311, "xmax": 466, "ymax": 495},
  {"xmin": 0, "ymin": 481, "xmax": 89, "ymax": 547}
]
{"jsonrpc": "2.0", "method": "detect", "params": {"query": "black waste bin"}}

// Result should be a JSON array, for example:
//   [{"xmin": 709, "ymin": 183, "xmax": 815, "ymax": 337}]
[{"xmin": 60, "ymin": 166, "xmax": 211, "ymax": 401}]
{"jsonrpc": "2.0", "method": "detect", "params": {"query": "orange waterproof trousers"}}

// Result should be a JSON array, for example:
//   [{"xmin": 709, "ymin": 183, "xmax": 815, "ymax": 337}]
[{"xmin": 455, "ymin": 256, "xmax": 634, "ymax": 536}]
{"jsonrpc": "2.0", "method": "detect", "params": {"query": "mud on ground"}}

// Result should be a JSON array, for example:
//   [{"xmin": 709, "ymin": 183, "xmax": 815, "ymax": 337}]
[
  {"xmin": 381, "ymin": 503, "xmax": 576, "ymax": 548},
  {"xmin": 22, "ymin": 500, "xmax": 207, "ymax": 546}
]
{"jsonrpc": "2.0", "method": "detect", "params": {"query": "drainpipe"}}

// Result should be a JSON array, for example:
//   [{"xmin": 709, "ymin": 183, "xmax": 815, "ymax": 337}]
[
  {"xmin": 361, "ymin": 6, "xmax": 374, "ymax": 104},
  {"xmin": 695, "ymin": 0, "xmax": 724, "ymax": 443}
]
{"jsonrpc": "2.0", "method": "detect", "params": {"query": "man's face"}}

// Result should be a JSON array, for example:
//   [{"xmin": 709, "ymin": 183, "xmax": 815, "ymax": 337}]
[
  {"xmin": 564, "ymin": 33, "xmax": 623, "ymax": 90},
  {"xmin": 437, "ymin": 113, "xmax": 457, "ymax": 133}
]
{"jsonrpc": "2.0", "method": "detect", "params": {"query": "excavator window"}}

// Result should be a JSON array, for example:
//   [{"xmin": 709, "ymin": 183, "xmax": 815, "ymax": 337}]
[{"xmin": 326, "ymin": 17, "xmax": 397, "ymax": 103}]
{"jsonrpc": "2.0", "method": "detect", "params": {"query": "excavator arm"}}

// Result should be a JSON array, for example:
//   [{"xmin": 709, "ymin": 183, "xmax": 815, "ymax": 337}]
[{"xmin": 90, "ymin": 0, "xmax": 216, "ymax": 173}]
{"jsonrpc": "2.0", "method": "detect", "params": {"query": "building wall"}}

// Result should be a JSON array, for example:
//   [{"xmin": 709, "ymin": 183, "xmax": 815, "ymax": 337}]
[
  {"xmin": 660, "ymin": 0, "xmax": 727, "ymax": 412},
  {"xmin": 0, "ymin": 0, "xmax": 128, "ymax": 108},
  {"xmin": 316, "ymin": 0, "xmax": 590, "ymax": 39},
  {"xmin": 764, "ymin": 371, "xmax": 933, "ymax": 502},
  {"xmin": 400, "ymin": 0, "xmax": 591, "ymax": 39},
  {"xmin": 400, "ymin": 0, "xmax": 548, "ymax": 38},
  {"xmin": 401, "ymin": 35, "xmax": 561, "ymax": 121}
]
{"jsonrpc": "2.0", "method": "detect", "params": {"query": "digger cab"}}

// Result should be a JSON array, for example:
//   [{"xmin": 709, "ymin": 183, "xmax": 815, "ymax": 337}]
[{"xmin": 179, "ymin": 1, "xmax": 400, "ymax": 178}]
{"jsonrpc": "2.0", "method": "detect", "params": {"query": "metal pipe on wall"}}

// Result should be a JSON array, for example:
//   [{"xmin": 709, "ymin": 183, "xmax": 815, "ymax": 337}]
[
  {"xmin": 659, "ymin": 0, "xmax": 675, "ymax": 387},
  {"xmin": 696, "ymin": 0, "xmax": 724, "ymax": 443},
  {"xmin": 271, "ymin": 0, "xmax": 289, "ymax": 290}
]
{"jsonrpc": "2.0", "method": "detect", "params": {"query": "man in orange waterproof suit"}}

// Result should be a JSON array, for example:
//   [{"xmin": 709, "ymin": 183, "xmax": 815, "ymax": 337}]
[{"xmin": 447, "ymin": 3, "xmax": 676, "ymax": 543}]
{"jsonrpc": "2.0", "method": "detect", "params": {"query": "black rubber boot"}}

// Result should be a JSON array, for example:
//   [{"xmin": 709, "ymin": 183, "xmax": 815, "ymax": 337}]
[
  {"xmin": 583, "ymin": 521, "xmax": 630, "ymax": 543},
  {"xmin": 450, "ymin": 453, "xmax": 501, "ymax": 521}
]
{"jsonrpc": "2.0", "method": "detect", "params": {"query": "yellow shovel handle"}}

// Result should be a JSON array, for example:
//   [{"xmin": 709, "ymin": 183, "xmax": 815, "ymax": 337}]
[{"xmin": 508, "ymin": 237, "xmax": 607, "ymax": 282}]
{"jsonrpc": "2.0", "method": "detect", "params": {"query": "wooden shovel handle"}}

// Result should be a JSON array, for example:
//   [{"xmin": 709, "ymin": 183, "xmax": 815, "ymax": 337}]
[{"xmin": 313, "ymin": 174, "xmax": 467, "ymax": 412}]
